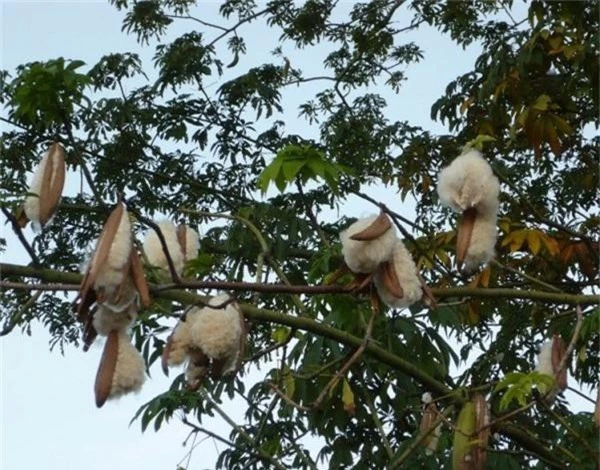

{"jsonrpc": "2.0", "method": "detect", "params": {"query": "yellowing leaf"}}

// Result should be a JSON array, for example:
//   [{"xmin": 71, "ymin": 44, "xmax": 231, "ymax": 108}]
[
  {"xmin": 342, "ymin": 379, "xmax": 356, "ymax": 415},
  {"xmin": 501, "ymin": 229, "xmax": 527, "ymax": 252},
  {"xmin": 527, "ymin": 230, "xmax": 542, "ymax": 255}
]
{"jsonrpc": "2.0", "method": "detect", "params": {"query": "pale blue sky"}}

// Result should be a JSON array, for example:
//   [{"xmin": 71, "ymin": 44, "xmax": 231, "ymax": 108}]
[{"xmin": 2, "ymin": 2, "xmax": 576, "ymax": 470}]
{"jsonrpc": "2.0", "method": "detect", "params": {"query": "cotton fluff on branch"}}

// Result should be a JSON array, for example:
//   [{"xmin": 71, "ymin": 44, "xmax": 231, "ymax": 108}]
[
  {"xmin": 179, "ymin": 225, "xmax": 200, "ymax": 262},
  {"xmin": 165, "ymin": 309, "xmax": 202, "ymax": 367},
  {"xmin": 92, "ymin": 204, "xmax": 132, "ymax": 294},
  {"xmin": 93, "ymin": 302, "xmax": 137, "ymax": 336},
  {"xmin": 535, "ymin": 341, "xmax": 553, "ymax": 376},
  {"xmin": 437, "ymin": 150, "xmax": 500, "ymax": 214},
  {"xmin": 341, "ymin": 215, "xmax": 397, "ymax": 273},
  {"xmin": 143, "ymin": 221, "xmax": 185, "ymax": 275},
  {"xmin": 462, "ymin": 212, "xmax": 498, "ymax": 272},
  {"xmin": 22, "ymin": 142, "xmax": 66, "ymax": 230},
  {"xmin": 109, "ymin": 331, "xmax": 146, "ymax": 400},
  {"xmin": 190, "ymin": 295, "xmax": 242, "ymax": 369},
  {"xmin": 374, "ymin": 240, "xmax": 422, "ymax": 308}
]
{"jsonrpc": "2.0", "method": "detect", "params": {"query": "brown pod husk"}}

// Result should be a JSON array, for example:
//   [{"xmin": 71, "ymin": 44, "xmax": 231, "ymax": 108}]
[
  {"xmin": 472, "ymin": 393, "xmax": 490, "ymax": 470},
  {"xmin": 79, "ymin": 203, "xmax": 126, "ymax": 310},
  {"xmin": 38, "ymin": 142, "xmax": 66, "ymax": 226},
  {"xmin": 419, "ymin": 276, "xmax": 437, "ymax": 309},
  {"xmin": 379, "ymin": 259, "xmax": 404, "ymax": 299},
  {"xmin": 456, "ymin": 207, "xmax": 477, "ymax": 270},
  {"xmin": 349, "ymin": 212, "xmax": 392, "ymax": 241},
  {"xmin": 419, "ymin": 402, "xmax": 440, "ymax": 453},
  {"xmin": 129, "ymin": 249, "xmax": 151, "ymax": 308},
  {"xmin": 176, "ymin": 224, "xmax": 188, "ymax": 258},
  {"xmin": 94, "ymin": 330, "xmax": 120, "ymax": 408},
  {"xmin": 551, "ymin": 335, "xmax": 568, "ymax": 391}
]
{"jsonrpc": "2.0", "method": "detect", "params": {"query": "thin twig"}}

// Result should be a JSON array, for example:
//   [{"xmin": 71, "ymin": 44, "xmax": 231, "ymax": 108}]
[{"xmin": 1, "ymin": 207, "xmax": 41, "ymax": 265}]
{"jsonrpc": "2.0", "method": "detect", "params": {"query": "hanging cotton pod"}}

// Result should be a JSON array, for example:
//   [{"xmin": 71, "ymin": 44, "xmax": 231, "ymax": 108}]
[
  {"xmin": 472, "ymin": 394, "xmax": 490, "ymax": 470},
  {"xmin": 420, "ymin": 393, "xmax": 441, "ymax": 455},
  {"xmin": 374, "ymin": 240, "xmax": 422, "ymax": 308},
  {"xmin": 452, "ymin": 401, "xmax": 476, "ymax": 470},
  {"xmin": 437, "ymin": 149, "xmax": 500, "ymax": 271},
  {"xmin": 19, "ymin": 142, "xmax": 66, "ymax": 230},
  {"xmin": 190, "ymin": 295, "xmax": 245, "ymax": 376},
  {"xmin": 143, "ymin": 221, "xmax": 199, "ymax": 277},
  {"xmin": 340, "ymin": 213, "xmax": 397, "ymax": 274},
  {"xmin": 76, "ymin": 203, "xmax": 151, "ymax": 349},
  {"xmin": 535, "ymin": 335, "xmax": 568, "ymax": 401},
  {"xmin": 162, "ymin": 295, "xmax": 245, "ymax": 387},
  {"xmin": 94, "ymin": 329, "xmax": 146, "ymax": 408}
]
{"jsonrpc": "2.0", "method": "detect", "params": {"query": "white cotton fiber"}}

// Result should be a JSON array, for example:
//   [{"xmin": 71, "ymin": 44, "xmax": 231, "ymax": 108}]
[
  {"xmin": 190, "ymin": 295, "xmax": 242, "ymax": 360},
  {"xmin": 143, "ymin": 221, "xmax": 185, "ymax": 275},
  {"xmin": 93, "ymin": 204, "xmax": 132, "ymax": 292},
  {"xmin": 437, "ymin": 150, "xmax": 500, "ymax": 215},
  {"xmin": 374, "ymin": 240, "xmax": 422, "ymax": 308},
  {"xmin": 341, "ymin": 215, "xmax": 397, "ymax": 273},
  {"xmin": 536, "ymin": 341, "xmax": 554, "ymax": 377},
  {"xmin": 93, "ymin": 303, "xmax": 137, "ymax": 336},
  {"xmin": 23, "ymin": 153, "xmax": 49, "ymax": 225},
  {"xmin": 181, "ymin": 225, "xmax": 200, "ymax": 262},
  {"xmin": 462, "ymin": 212, "xmax": 497, "ymax": 272},
  {"xmin": 109, "ymin": 331, "xmax": 146, "ymax": 400}
]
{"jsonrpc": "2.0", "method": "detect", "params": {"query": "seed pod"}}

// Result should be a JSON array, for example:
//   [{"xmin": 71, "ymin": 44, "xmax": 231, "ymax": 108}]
[
  {"xmin": 129, "ymin": 248, "xmax": 151, "ymax": 308},
  {"xmin": 453, "ymin": 401, "xmax": 476, "ymax": 470},
  {"xmin": 94, "ymin": 330, "xmax": 120, "ymax": 408},
  {"xmin": 420, "ymin": 401, "xmax": 441, "ymax": 455},
  {"xmin": 374, "ymin": 241, "xmax": 422, "ymax": 308},
  {"xmin": 143, "ymin": 220, "xmax": 185, "ymax": 275},
  {"xmin": 551, "ymin": 335, "xmax": 568, "ymax": 391},
  {"xmin": 594, "ymin": 389, "xmax": 600, "ymax": 428},
  {"xmin": 21, "ymin": 142, "xmax": 66, "ymax": 229},
  {"xmin": 472, "ymin": 394, "xmax": 490, "ymax": 470},
  {"xmin": 340, "ymin": 214, "xmax": 397, "ymax": 273}
]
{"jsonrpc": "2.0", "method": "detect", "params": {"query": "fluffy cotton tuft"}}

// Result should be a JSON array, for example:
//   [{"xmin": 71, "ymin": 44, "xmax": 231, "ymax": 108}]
[
  {"xmin": 375, "ymin": 241, "xmax": 422, "ymax": 308},
  {"xmin": 341, "ymin": 215, "xmax": 397, "ymax": 273},
  {"xmin": 462, "ymin": 213, "xmax": 498, "ymax": 272},
  {"xmin": 181, "ymin": 225, "xmax": 200, "ymax": 262},
  {"xmin": 437, "ymin": 150, "xmax": 500, "ymax": 214},
  {"xmin": 143, "ymin": 221, "xmax": 185, "ymax": 275},
  {"xmin": 93, "ymin": 205, "xmax": 132, "ymax": 292},
  {"xmin": 191, "ymin": 295, "xmax": 242, "ymax": 360},
  {"xmin": 93, "ymin": 304, "xmax": 137, "ymax": 336},
  {"xmin": 23, "ymin": 155, "xmax": 49, "ymax": 226},
  {"xmin": 166, "ymin": 310, "xmax": 201, "ymax": 367},
  {"xmin": 109, "ymin": 331, "xmax": 146, "ymax": 400},
  {"xmin": 536, "ymin": 341, "xmax": 554, "ymax": 377}
]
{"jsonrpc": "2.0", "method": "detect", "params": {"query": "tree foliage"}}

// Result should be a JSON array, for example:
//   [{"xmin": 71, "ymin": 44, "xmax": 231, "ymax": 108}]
[{"xmin": 1, "ymin": 1, "xmax": 598, "ymax": 469}]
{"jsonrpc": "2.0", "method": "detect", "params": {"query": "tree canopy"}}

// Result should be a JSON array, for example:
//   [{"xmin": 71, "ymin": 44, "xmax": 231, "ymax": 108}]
[{"xmin": 1, "ymin": 1, "xmax": 598, "ymax": 469}]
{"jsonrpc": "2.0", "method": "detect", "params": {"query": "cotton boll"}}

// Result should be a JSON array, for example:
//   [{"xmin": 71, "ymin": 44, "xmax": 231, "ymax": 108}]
[
  {"xmin": 191, "ymin": 295, "xmax": 242, "ymax": 360},
  {"xmin": 462, "ymin": 213, "xmax": 497, "ymax": 272},
  {"xmin": 23, "ymin": 143, "xmax": 66, "ymax": 230},
  {"xmin": 109, "ymin": 331, "xmax": 146, "ymax": 400},
  {"xmin": 536, "ymin": 341, "xmax": 554, "ymax": 377},
  {"xmin": 143, "ymin": 221, "xmax": 185, "ymax": 275},
  {"xmin": 375, "ymin": 241, "xmax": 422, "ymax": 308},
  {"xmin": 93, "ymin": 304, "xmax": 137, "ymax": 336},
  {"xmin": 93, "ymin": 205, "xmax": 133, "ymax": 292},
  {"xmin": 437, "ymin": 150, "xmax": 499, "ymax": 214},
  {"xmin": 166, "ymin": 318, "xmax": 194, "ymax": 367},
  {"xmin": 341, "ymin": 215, "xmax": 397, "ymax": 273}
]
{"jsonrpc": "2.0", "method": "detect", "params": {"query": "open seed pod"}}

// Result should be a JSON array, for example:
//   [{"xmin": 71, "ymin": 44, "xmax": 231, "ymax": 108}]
[
  {"xmin": 19, "ymin": 142, "xmax": 66, "ymax": 229},
  {"xmin": 340, "ymin": 213, "xmax": 397, "ymax": 274},
  {"xmin": 551, "ymin": 334, "xmax": 568, "ymax": 391},
  {"xmin": 143, "ymin": 220, "xmax": 185, "ymax": 276},
  {"xmin": 437, "ymin": 150, "xmax": 500, "ymax": 272},
  {"xmin": 374, "ymin": 240, "xmax": 422, "ymax": 308},
  {"xmin": 419, "ymin": 399, "xmax": 441, "ymax": 455},
  {"xmin": 94, "ymin": 329, "xmax": 146, "ymax": 408},
  {"xmin": 176, "ymin": 224, "xmax": 200, "ymax": 264},
  {"xmin": 472, "ymin": 393, "xmax": 490, "ymax": 470}
]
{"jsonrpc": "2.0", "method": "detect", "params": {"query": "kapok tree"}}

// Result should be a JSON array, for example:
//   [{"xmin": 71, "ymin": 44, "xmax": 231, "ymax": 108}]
[{"xmin": 1, "ymin": 1, "xmax": 598, "ymax": 469}]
